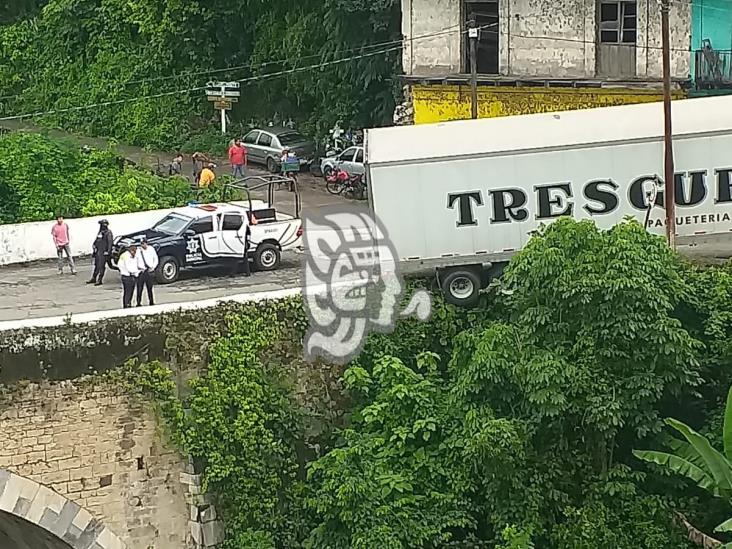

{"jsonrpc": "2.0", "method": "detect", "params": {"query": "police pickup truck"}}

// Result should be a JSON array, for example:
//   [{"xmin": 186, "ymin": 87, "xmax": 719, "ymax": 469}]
[{"xmin": 112, "ymin": 198, "xmax": 303, "ymax": 284}]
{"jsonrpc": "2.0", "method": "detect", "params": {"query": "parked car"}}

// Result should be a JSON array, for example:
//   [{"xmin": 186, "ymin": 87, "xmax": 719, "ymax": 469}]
[
  {"xmin": 242, "ymin": 127, "xmax": 315, "ymax": 173},
  {"xmin": 320, "ymin": 146, "xmax": 365, "ymax": 179}
]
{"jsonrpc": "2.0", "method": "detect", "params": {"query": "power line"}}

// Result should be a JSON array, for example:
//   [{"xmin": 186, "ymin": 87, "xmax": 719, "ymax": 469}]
[
  {"xmin": 0, "ymin": 1, "xmax": 720, "ymax": 115},
  {"xmin": 122, "ymin": 24, "xmax": 464, "ymax": 87},
  {"xmin": 479, "ymin": 28, "xmax": 693, "ymax": 54},
  {"xmin": 0, "ymin": 22, "xmax": 465, "ymax": 103},
  {"xmin": 0, "ymin": 45, "xmax": 404, "ymax": 122}
]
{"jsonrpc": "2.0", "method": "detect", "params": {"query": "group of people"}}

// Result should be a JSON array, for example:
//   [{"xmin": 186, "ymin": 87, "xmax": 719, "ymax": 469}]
[
  {"xmin": 49, "ymin": 139, "xmax": 261, "ymax": 309},
  {"xmin": 170, "ymin": 138, "xmax": 298, "ymax": 189},
  {"xmin": 52, "ymin": 216, "xmax": 159, "ymax": 309},
  {"xmin": 175, "ymin": 138, "xmax": 249, "ymax": 190},
  {"xmin": 116, "ymin": 238, "xmax": 159, "ymax": 308}
]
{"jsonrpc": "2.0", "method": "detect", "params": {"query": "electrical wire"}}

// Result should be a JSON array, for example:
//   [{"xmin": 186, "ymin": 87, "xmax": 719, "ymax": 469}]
[
  {"xmin": 1, "ymin": 0, "xmax": 725, "ymax": 116},
  {"xmin": 0, "ymin": 45, "xmax": 404, "ymax": 122},
  {"xmin": 478, "ymin": 27, "xmax": 693, "ymax": 53},
  {"xmin": 122, "ymin": 23, "xmax": 465, "ymax": 87},
  {"xmin": 0, "ymin": 22, "xmax": 467, "ymax": 103}
]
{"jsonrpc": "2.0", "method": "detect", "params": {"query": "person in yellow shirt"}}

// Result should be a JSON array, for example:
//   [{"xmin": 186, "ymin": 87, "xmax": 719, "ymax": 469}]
[{"xmin": 198, "ymin": 163, "xmax": 216, "ymax": 188}]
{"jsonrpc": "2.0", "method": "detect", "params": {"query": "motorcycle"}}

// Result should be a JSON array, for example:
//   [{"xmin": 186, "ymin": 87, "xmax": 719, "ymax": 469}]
[{"xmin": 325, "ymin": 168, "xmax": 367, "ymax": 200}]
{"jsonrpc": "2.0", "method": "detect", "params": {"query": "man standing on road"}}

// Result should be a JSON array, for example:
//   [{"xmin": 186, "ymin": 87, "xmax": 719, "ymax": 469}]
[
  {"xmin": 87, "ymin": 219, "xmax": 113, "ymax": 286},
  {"xmin": 135, "ymin": 238, "xmax": 159, "ymax": 307},
  {"xmin": 228, "ymin": 138, "xmax": 247, "ymax": 179},
  {"xmin": 51, "ymin": 215, "xmax": 77, "ymax": 275},
  {"xmin": 118, "ymin": 244, "xmax": 140, "ymax": 309}
]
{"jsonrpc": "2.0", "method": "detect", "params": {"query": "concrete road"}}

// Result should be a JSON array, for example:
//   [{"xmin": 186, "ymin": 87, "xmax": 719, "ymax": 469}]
[
  {"xmin": 0, "ymin": 252, "xmax": 305, "ymax": 322},
  {"xmin": 1, "ymin": 228, "xmax": 731, "ymax": 324},
  {"xmin": 0, "ymin": 175, "xmax": 370, "ymax": 323}
]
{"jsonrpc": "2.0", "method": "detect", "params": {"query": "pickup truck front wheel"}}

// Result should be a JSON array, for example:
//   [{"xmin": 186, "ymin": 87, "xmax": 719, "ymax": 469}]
[
  {"xmin": 254, "ymin": 243, "xmax": 280, "ymax": 271},
  {"xmin": 156, "ymin": 255, "xmax": 180, "ymax": 284}
]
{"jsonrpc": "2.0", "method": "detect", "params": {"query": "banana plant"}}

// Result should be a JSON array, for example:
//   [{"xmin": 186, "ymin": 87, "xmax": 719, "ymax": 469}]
[{"xmin": 634, "ymin": 385, "xmax": 732, "ymax": 547}]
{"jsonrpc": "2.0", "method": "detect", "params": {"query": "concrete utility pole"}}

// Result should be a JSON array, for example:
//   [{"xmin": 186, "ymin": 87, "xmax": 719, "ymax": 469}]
[
  {"xmin": 661, "ymin": 0, "xmax": 676, "ymax": 248},
  {"xmin": 468, "ymin": 18, "xmax": 479, "ymax": 120}
]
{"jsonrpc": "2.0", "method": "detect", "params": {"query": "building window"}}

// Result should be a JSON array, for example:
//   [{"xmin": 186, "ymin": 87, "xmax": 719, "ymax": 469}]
[
  {"xmin": 596, "ymin": 0, "xmax": 637, "ymax": 77},
  {"xmin": 599, "ymin": 1, "xmax": 637, "ymax": 44},
  {"xmin": 463, "ymin": 0, "xmax": 499, "ymax": 75}
]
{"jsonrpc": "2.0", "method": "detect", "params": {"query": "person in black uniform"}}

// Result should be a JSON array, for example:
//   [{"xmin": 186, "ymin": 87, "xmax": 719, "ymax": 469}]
[
  {"xmin": 87, "ymin": 219, "xmax": 114, "ymax": 286},
  {"xmin": 242, "ymin": 211, "xmax": 254, "ymax": 277}
]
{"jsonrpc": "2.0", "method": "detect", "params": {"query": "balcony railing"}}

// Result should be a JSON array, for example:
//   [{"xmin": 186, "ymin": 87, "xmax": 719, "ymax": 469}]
[{"xmin": 695, "ymin": 48, "xmax": 732, "ymax": 88}]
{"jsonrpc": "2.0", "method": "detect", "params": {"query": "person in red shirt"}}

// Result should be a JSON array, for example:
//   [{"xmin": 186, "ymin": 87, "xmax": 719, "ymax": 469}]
[{"xmin": 228, "ymin": 139, "xmax": 248, "ymax": 179}]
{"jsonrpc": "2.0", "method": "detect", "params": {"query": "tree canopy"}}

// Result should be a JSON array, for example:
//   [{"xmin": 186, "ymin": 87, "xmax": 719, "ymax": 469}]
[
  {"xmin": 0, "ymin": 0, "xmax": 402, "ymax": 148},
  {"xmin": 128, "ymin": 218, "xmax": 732, "ymax": 548}
]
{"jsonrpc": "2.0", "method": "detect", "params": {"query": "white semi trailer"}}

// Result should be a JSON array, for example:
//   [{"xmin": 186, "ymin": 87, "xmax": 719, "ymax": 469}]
[{"xmin": 365, "ymin": 95, "xmax": 732, "ymax": 306}]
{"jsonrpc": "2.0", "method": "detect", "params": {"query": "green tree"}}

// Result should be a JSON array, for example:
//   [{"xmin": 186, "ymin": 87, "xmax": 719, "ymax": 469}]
[
  {"xmin": 0, "ymin": 132, "xmax": 192, "ymax": 222},
  {"xmin": 0, "ymin": 0, "xmax": 402, "ymax": 149},
  {"xmin": 634, "ymin": 385, "xmax": 732, "ymax": 546},
  {"xmin": 306, "ymin": 354, "xmax": 478, "ymax": 549},
  {"xmin": 307, "ymin": 219, "xmax": 698, "ymax": 548}
]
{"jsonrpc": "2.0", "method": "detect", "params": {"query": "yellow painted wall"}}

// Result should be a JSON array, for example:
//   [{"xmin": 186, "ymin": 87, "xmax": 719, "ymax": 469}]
[{"xmin": 412, "ymin": 84, "xmax": 686, "ymax": 125}]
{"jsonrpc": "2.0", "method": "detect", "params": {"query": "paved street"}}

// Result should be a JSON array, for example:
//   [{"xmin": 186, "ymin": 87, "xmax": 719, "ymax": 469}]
[
  {"xmin": 0, "ymin": 252, "xmax": 305, "ymax": 322},
  {"xmin": 0, "ymin": 120, "xmax": 374, "ymax": 323},
  {"xmin": 0, "ymin": 162, "xmax": 368, "ymax": 323},
  {"xmin": 1, "ymin": 226, "xmax": 730, "ymax": 323}
]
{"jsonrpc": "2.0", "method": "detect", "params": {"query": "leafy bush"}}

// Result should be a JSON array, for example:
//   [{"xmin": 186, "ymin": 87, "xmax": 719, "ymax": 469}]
[
  {"xmin": 122, "ymin": 219, "xmax": 732, "ymax": 548},
  {"xmin": 0, "ymin": 132, "xmax": 193, "ymax": 223}
]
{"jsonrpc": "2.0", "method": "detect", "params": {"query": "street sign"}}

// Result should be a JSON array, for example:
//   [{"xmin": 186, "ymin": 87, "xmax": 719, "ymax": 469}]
[
  {"xmin": 206, "ymin": 89, "xmax": 240, "ymax": 98},
  {"xmin": 206, "ymin": 81, "xmax": 240, "ymax": 134},
  {"xmin": 207, "ymin": 81, "xmax": 240, "ymax": 89},
  {"xmin": 207, "ymin": 95, "xmax": 238, "ymax": 102}
]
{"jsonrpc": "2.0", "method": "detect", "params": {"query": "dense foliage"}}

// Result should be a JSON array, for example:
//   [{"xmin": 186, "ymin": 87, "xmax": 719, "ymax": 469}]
[
  {"xmin": 126, "ymin": 219, "xmax": 732, "ymax": 548},
  {"xmin": 0, "ymin": 0, "xmax": 401, "ymax": 149},
  {"xmin": 0, "ymin": 132, "xmax": 212, "ymax": 223},
  {"xmin": 635, "ymin": 385, "xmax": 732, "ymax": 544}
]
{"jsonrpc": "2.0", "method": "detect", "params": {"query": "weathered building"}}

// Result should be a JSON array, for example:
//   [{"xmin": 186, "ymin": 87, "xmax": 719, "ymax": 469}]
[{"xmin": 399, "ymin": 0, "xmax": 691, "ymax": 124}]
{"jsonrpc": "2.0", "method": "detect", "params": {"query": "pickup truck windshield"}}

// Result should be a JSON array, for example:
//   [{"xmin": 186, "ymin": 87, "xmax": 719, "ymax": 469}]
[{"xmin": 153, "ymin": 213, "xmax": 192, "ymax": 235}]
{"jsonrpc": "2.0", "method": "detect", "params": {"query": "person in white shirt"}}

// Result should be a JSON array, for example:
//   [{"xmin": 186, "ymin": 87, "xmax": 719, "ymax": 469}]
[
  {"xmin": 136, "ymin": 238, "xmax": 160, "ymax": 307},
  {"xmin": 118, "ymin": 244, "xmax": 140, "ymax": 309}
]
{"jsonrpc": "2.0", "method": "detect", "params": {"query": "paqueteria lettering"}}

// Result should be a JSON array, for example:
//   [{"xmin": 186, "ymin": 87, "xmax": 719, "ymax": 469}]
[{"xmin": 447, "ymin": 168, "xmax": 732, "ymax": 227}]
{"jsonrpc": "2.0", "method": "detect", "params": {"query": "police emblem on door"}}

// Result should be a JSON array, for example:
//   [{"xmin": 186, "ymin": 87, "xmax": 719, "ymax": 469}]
[{"xmin": 185, "ymin": 237, "xmax": 203, "ymax": 263}]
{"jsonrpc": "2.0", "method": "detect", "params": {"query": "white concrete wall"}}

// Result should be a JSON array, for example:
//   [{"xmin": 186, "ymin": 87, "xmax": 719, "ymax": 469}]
[
  {"xmin": 402, "ymin": 0, "xmax": 691, "ymax": 79},
  {"xmin": 0, "ymin": 208, "xmax": 175, "ymax": 266}
]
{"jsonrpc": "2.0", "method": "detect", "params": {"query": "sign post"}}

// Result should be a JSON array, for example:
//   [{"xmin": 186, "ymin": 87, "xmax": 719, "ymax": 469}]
[{"xmin": 206, "ymin": 81, "xmax": 240, "ymax": 135}]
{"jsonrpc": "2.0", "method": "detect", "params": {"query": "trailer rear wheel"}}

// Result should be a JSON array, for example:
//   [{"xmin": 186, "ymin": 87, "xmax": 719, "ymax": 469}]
[{"xmin": 441, "ymin": 268, "xmax": 481, "ymax": 308}]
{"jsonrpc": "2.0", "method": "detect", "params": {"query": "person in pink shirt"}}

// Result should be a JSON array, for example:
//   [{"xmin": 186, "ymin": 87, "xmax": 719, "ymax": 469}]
[
  {"xmin": 51, "ymin": 215, "xmax": 77, "ymax": 275},
  {"xmin": 228, "ymin": 138, "xmax": 248, "ymax": 179}
]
